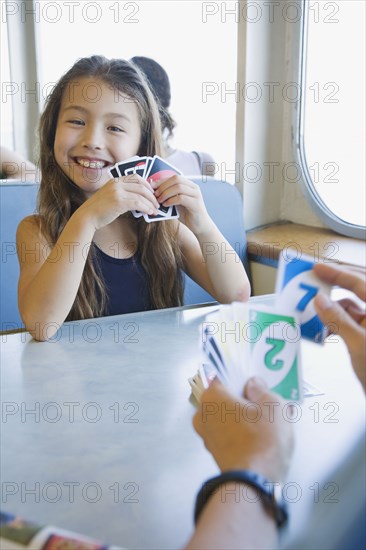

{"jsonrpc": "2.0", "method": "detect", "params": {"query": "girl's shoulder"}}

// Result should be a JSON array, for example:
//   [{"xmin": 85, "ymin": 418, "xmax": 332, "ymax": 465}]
[
  {"xmin": 17, "ymin": 215, "xmax": 46, "ymax": 242},
  {"xmin": 17, "ymin": 214, "xmax": 40, "ymax": 230}
]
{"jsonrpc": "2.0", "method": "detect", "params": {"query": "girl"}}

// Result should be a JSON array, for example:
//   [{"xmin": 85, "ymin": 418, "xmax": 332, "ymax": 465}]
[{"xmin": 17, "ymin": 56, "xmax": 250, "ymax": 341}]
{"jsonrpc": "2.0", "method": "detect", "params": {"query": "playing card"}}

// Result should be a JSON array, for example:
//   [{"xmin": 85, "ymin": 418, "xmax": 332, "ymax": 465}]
[
  {"xmin": 143, "ymin": 205, "xmax": 179, "ymax": 223},
  {"xmin": 115, "ymin": 156, "xmax": 150, "ymax": 219},
  {"xmin": 188, "ymin": 373, "xmax": 204, "ymax": 402},
  {"xmin": 201, "ymin": 304, "xmax": 249, "ymax": 394},
  {"xmin": 143, "ymin": 156, "xmax": 154, "ymax": 177},
  {"xmin": 248, "ymin": 305, "xmax": 303, "ymax": 401},
  {"xmin": 199, "ymin": 363, "xmax": 217, "ymax": 388},
  {"xmin": 115, "ymin": 156, "xmax": 141, "ymax": 176},
  {"xmin": 133, "ymin": 157, "xmax": 150, "ymax": 178},
  {"xmin": 203, "ymin": 335, "xmax": 230, "ymax": 383},
  {"xmin": 145, "ymin": 154, "xmax": 182, "ymax": 185},
  {"xmin": 275, "ymin": 252, "xmax": 332, "ymax": 343},
  {"xmin": 123, "ymin": 157, "xmax": 149, "ymax": 178},
  {"xmin": 109, "ymin": 166, "xmax": 119, "ymax": 179},
  {"xmin": 143, "ymin": 155, "xmax": 181, "ymax": 223},
  {"xmin": 110, "ymin": 155, "xmax": 181, "ymax": 223},
  {"xmin": 198, "ymin": 302, "xmax": 303, "ymax": 401},
  {"xmin": 188, "ymin": 363, "xmax": 217, "ymax": 403}
]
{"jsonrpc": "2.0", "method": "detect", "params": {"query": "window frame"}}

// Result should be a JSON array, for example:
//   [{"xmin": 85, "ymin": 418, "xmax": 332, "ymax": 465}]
[{"xmin": 295, "ymin": 0, "xmax": 365, "ymax": 239}]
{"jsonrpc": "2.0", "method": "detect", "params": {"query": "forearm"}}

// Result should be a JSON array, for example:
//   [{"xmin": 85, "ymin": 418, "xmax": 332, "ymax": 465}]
[
  {"xmin": 184, "ymin": 482, "xmax": 278, "ymax": 550},
  {"xmin": 1, "ymin": 146, "xmax": 37, "ymax": 181},
  {"xmin": 19, "ymin": 210, "xmax": 96, "ymax": 338},
  {"xmin": 196, "ymin": 222, "xmax": 250, "ymax": 303}
]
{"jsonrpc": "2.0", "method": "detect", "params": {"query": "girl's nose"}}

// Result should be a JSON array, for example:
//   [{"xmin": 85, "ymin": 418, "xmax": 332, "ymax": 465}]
[{"xmin": 81, "ymin": 125, "xmax": 104, "ymax": 150}]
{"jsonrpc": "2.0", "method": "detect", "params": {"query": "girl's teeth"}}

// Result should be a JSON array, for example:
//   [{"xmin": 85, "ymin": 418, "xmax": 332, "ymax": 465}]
[{"xmin": 77, "ymin": 159, "xmax": 105, "ymax": 169}]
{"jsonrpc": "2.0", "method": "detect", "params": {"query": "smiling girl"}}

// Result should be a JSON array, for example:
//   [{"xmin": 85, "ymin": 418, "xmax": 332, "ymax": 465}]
[{"xmin": 16, "ymin": 56, "xmax": 250, "ymax": 341}]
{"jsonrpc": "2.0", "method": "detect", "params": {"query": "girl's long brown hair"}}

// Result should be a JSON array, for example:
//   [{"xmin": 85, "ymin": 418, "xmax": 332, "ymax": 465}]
[{"xmin": 38, "ymin": 55, "xmax": 184, "ymax": 321}]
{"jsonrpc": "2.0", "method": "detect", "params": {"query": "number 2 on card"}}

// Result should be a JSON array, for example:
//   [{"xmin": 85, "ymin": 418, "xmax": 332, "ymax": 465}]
[{"xmin": 264, "ymin": 338, "xmax": 285, "ymax": 370}]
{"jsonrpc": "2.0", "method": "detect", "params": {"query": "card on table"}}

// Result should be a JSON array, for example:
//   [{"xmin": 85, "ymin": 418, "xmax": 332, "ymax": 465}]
[
  {"xmin": 275, "ymin": 251, "xmax": 332, "ymax": 343},
  {"xmin": 0, "ymin": 511, "xmax": 120, "ymax": 549}
]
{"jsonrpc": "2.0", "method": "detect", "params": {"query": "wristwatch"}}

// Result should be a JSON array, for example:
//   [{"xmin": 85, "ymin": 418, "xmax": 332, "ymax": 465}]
[{"xmin": 194, "ymin": 469, "xmax": 289, "ymax": 528}]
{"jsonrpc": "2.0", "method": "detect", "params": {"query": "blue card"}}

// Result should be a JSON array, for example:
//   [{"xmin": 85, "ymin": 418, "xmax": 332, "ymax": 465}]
[{"xmin": 275, "ymin": 252, "xmax": 332, "ymax": 343}]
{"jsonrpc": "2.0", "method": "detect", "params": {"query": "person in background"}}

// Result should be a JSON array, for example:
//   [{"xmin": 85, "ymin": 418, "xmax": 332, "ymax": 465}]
[
  {"xmin": 0, "ymin": 146, "xmax": 38, "ymax": 182},
  {"xmin": 185, "ymin": 263, "xmax": 365, "ymax": 550},
  {"xmin": 130, "ymin": 56, "xmax": 216, "ymax": 177}
]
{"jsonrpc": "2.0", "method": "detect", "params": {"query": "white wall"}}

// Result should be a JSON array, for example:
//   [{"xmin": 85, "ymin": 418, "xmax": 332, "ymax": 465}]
[{"xmin": 236, "ymin": 1, "xmax": 324, "ymax": 231}]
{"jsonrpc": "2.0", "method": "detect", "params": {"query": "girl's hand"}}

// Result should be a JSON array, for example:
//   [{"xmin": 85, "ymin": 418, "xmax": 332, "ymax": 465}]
[
  {"xmin": 154, "ymin": 175, "xmax": 212, "ymax": 235},
  {"xmin": 80, "ymin": 174, "xmax": 160, "ymax": 230}
]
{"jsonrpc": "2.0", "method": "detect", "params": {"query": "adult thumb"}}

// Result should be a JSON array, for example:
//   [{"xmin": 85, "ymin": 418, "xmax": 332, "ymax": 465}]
[{"xmin": 244, "ymin": 377, "xmax": 270, "ymax": 402}]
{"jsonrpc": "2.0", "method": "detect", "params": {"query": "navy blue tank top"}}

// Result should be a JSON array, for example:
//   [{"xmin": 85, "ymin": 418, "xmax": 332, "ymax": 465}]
[{"xmin": 94, "ymin": 246, "xmax": 152, "ymax": 316}]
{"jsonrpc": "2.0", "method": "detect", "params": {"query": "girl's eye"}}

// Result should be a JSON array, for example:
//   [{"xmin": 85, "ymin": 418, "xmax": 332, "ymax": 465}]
[
  {"xmin": 108, "ymin": 126, "xmax": 124, "ymax": 133},
  {"xmin": 68, "ymin": 119, "xmax": 84, "ymax": 126}
]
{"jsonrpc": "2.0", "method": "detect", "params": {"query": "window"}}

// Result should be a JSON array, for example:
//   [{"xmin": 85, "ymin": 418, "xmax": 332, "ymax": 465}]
[
  {"xmin": 33, "ymin": 1, "xmax": 237, "ymax": 179},
  {"xmin": 300, "ymin": 0, "xmax": 365, "ymax": 233},
  {"xmin": 0, "ymin": 15, "xmax": 14, "ymax": 149}
]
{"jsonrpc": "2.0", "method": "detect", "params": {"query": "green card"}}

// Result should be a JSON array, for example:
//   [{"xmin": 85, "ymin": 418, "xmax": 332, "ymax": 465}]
[{"xmin": 248, "ymin": 306, "xmax": 303, "ymax": 401}]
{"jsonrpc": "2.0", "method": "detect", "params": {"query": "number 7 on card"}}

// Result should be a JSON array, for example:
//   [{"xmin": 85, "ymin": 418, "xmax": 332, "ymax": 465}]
[{"xmin": 275, "ymin": 252, "xmax": 332, "ymax": 343}]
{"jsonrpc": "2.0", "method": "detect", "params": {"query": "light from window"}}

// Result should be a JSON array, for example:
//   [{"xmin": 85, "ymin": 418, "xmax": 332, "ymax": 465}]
[
  {"xmin": 1, "ymin": 16, "xmax": 14, "ymax": 149},
  {"xmin": 35, "ymin": 1, "xmax": 237, "ymax": 181},
  {"xmin": 303, "ymin": 0, "xmax": 365, "ymax": 227}
]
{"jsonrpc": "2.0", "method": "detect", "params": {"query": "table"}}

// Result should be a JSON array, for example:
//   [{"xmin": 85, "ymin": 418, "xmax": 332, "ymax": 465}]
[{"xmin": 1, "ymin": 297, "xmax": 365, "ymax": 549}]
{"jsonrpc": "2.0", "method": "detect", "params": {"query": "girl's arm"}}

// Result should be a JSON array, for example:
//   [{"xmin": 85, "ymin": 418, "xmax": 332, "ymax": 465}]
[
  {"xmin": 1, "ymin": 146, "xmax": 38, "ymax": 181},
  {"xmin": 17, "ymin": 176, "xmax": 160, "ymax": 340},
  {"xmin": 178, "ymin": 222, "xmax": 250, "ymax": 303},
  {"xmin": 155, "ymin": 176, "xmax": 250, "ymax": 303},
  {"xmin": 17, "ymin": 211, "xmax": 97, "ymax": 340}
]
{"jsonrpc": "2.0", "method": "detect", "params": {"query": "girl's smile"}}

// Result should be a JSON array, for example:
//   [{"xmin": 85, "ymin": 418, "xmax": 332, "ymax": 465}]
[{"xmin": 54, "ymin": 77, "xmax": 141, "ymax": 195}]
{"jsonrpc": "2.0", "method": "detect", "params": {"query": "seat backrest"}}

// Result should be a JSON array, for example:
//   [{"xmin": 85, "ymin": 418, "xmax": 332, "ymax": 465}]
[
  {"xmin": 0, "ymin": 178, "xmax": 249, "ymax": 329},
  {"xmin": 183, "ymin": 177, "xmax": 249, "ymax": 305},
  {"xmin": 0, "ymin": 182, "xmax": 39, "ymax": 331}
]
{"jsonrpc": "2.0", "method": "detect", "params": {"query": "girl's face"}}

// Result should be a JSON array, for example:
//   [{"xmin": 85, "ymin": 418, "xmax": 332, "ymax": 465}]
[{"xmin": 54, "ymin": 77, "xmax": 142, "ymax": 194}]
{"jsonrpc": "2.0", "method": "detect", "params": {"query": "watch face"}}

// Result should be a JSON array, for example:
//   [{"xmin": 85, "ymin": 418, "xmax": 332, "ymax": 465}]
[
  {"xmin": 273, "ymin": 483, "xmax": 284, "ymax": 503},
  {"xmin": 267, "ymin": 482, "xmax": 288, "ymax": 527}
]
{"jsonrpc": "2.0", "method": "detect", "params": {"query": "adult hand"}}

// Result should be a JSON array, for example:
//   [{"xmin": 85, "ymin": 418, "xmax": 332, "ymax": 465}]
[
  {"xmin": 193, "ymin": 377, "xmax": 294, "ymax": 482},
  {"xmin": 313, "ymin": 263, "xmax": 366, "ymax": 390}
]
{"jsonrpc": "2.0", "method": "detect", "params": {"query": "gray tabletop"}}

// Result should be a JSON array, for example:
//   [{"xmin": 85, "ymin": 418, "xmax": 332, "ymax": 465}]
[{"xmin": 1, "ymin": 298, "xmax": 365, "ymax": 549}]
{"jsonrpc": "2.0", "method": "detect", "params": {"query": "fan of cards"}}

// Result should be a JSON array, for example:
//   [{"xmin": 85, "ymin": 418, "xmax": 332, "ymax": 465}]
[
  {"xmin": 109, "ymin": 154, "xmax": 181, "ymax": 222},
  {"xmin": 189, "ymin": 252, "xmax": 333, "ymax": 403}
]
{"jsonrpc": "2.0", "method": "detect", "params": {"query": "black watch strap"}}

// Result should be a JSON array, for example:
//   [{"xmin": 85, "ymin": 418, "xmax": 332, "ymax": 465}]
[{"xmin": 194, "ymin": 470, "xmax": 289, "ymax": 528}]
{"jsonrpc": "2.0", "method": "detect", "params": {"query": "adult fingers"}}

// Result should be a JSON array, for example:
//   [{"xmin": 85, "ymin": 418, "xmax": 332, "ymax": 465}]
[
  {"xmin": 193, "ymin": 379, "xmax": 239, "ymax": 435},
  {"xmin": 243, "ymin": 377, "xmax": 284, "ymax": 407},
  {"xmin": 313, "ymin": 263, "xmax": 366, "ymax": 302},
  {"xmin": 337, "ymin": 298, "xmax": 366, "ymax": 326},
  {"xmin": 314, "ymin": 292, "xmax": 364, "ymax": 351}
]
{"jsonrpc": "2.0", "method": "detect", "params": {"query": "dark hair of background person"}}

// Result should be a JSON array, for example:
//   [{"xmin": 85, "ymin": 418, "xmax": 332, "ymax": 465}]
[{"xmin": 130, "ymin": 56, "xmax": 176, "ymax": 139}]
